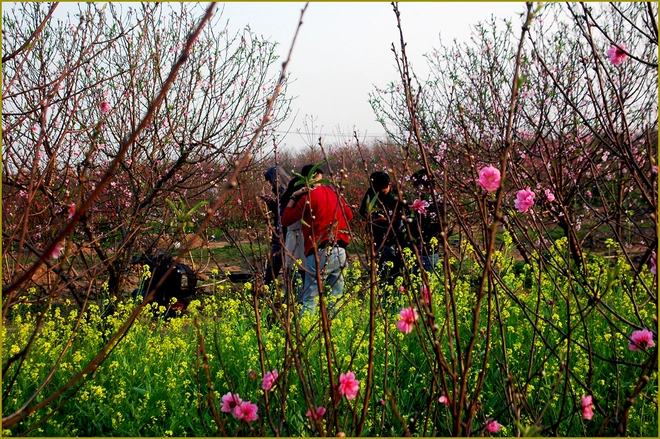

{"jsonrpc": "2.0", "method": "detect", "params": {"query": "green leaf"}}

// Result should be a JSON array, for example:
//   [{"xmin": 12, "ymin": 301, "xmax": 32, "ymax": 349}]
[
  {"xmin": 366, "ymin": 193, "xmax": 380, "ymax": 214},
  {"xmin": 186, "ymin": 200, "xmax": 209, "ymax": 217},
  {"xmin": 307, "ymin": 160, "xmax": 328, "ymax": 177},
  {"xmin": 165, "ymin": 198, "xmax": 178, "ymax": 214},
  {"xmin": 132, "ymin": 387, "xmax": 147, "ymax": 395},
  {"xmin": 514, "ymin": 421, "xmax": 542, "ymax": 437}
]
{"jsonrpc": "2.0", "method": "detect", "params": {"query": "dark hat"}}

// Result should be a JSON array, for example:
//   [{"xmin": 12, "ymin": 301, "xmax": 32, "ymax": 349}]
[
  {"xmin": 300, "ymin": 164, "xmax": 323, "ymax": 177},
  {"xmin": 264, "ymin": 166, "xmax": 291, "ymax": 191},
  {"xmin": 369, "ymin": 171, "xmax": 391, "ymax": 192},
  {"xmin": 264, "ymin": 166, "xmax": 277, "ymax": 181}
]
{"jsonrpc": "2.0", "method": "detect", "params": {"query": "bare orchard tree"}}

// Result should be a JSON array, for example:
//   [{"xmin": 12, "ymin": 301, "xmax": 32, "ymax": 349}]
[
  {"xmin": 1, "ymin": 1, "xmax": 296, "ymax": 428},
  {"xmin": 371, "ymin": 2, "xmax": 656, "ymax": 435},
  {"xmin": 2, "ymin": 2, "xmax": 290, "ymax": 308},
  {"xmin": 373, "ymin": 2, "xmax": 657, "ymax": 263}
]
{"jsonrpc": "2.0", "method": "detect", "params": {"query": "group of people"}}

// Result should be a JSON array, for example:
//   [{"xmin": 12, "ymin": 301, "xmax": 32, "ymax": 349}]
[
  {"xmin": 262, "ymin": 164, "xmax": 448, "ymax": 318},
  {"xmin": 262, "ymin": 164, "xmax": 352, "ymax": 317},
  {"xmin": 358, "ymin": 169, "xmax": 447, "ymax": 284}
]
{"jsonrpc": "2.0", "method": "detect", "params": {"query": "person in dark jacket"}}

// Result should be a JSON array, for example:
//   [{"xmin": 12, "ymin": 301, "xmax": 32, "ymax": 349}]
[
  {"xmin": 279, "ymin": 173, "xmax": 307, "ymax": 299},
  {"xmin": 408, "ymin": 169, "xmax": 445, "ymax": 272},
  {"xmin": 359, "ymin": 171, "xmax": 406, "ymax": 283},
  {"xmin": 262, "ymin": 166, "xmax": 291, "ymax": 287}
]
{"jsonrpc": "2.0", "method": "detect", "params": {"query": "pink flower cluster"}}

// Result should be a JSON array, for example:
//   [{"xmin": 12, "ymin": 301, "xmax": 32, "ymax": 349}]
[
  {"xmin": 581, "ymin": 395, "xmax": 595, "ymax": 420},
  {"xmin": 544, "ymin": 189, "xmax": 555, "ymax": 203},
  {"xmin": 476, "ymin": 166, "xmax": 540, "ymax": 214},
  {"xmin": 514, "ymin": 189, "xmax": 535, "ymax": 213},
  {"xmin": 100, "ymin": 100, "xmax": 111, "ymax": 114},
  {"xmin": 396, "ymin": 307, "xmax": 419, "ymax": 334},
  {"xmin": 221, "ymin": 392, "xmax": 258, "ymax": 422},
  {"xmin": 606, "ymin": 43, "xmax": 628, "ymax": 66},
  {"xmin": 628, "ymin": 329, "xmax": 655, "ymax": 351},
  {"xmin": 477, "ymin": 165, "xmax": 501, "ymax": 192},
  {"xmin": 338, "ymin": 371, "xmax": 360, "ymax": 400},
  {"xmin": 306, "ymin": 406, "xmax": 326, "ymax": 421},
  {"xmin": 262, "ymin": 369, "xmax": 278, "ymax": 392},
  {"xmin": 485, "ymin": 419, "xmax": 501, "ymax": 433},
  {"xmin": 411, "ymin": 199, "xmax": 429, "ymax": 214}
]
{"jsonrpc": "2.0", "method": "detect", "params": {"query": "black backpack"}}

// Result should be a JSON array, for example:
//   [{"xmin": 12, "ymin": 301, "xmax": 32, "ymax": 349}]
[{"xmin": 134, "ymin": 253, "xmax": 197, "ymax": 308}]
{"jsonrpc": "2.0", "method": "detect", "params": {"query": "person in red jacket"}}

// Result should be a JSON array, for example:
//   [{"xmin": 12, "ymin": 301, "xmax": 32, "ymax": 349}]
[{"xmin": 281, "ymin": 164, "xmax": 353, "ymax": 317}]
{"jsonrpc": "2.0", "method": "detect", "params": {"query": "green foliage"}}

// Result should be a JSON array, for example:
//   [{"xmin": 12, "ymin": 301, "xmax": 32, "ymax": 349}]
[{"xmin": 166, "ymin": 197, "xmax": 209, "ymax": 234}]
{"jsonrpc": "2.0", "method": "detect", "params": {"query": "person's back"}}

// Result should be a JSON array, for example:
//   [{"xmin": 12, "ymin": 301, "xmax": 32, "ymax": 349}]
[
  {"xmin": 282, "ymin": 166, "xmax": 353, "ymax": 316},
  {"xmin": 297, "ymin": 185, "xmax": 352, "ymax": 255}
]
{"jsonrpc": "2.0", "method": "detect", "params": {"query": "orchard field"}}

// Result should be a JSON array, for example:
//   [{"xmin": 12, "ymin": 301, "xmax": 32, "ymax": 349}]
[{"xmin": 2, "ymin": 2, "xmax": 658, "ymax": 437}]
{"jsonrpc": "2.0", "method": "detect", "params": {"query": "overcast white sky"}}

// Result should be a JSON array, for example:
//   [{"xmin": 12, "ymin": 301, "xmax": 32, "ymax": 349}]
[
  {"xmin": 11, "ymin": 2, "xmax": 528, "ymax": 150},
  {"xmin": 216, "ymin": 2, "xmax": 528, "ymax": 150}
]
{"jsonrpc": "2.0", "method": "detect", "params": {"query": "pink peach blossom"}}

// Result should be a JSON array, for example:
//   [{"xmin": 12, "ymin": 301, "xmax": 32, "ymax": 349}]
[
  {"xmin": 438, "ymin": 395, "xmax": 449, "ymax": 406},
  {"xmin": 396, "ymin": 307, "xmax": 419, "ymax": 334},
  {"xmin": 651, "ymin": 252, "xmax": 657, "ymax": 275},
  {"xmin": 233, "ymin": 401, "xmax": 259, "ymax": 422},
  {"xmin": 262, "ymin": 369, "xmax": 278, "ymax": 391},
  {"xmin": 68, "ymin": 203, "xmax": 76, "ymax": 219},
  {"xmin": 338, "ymin": 371, "xmax": 360, "ymax": 400},
  {"xmin": 581, "ymin": 395, "xmax": 595, "ymax": 420},
  {"xmin": 544, "ymin": 189, "xmax": 555, "ymax": 203},
  {"xmin": 477, "ymin": 165, "xmax": 501, "ymax": 192},
  {"xmin": 421, "ymin": 284, "xmax": 432, "ymax": 303},
  {"xmin": 100, "ymin": 100, "xmax": 111, "ymax": 114},
  {"xmin": 411, "ymin": 199, "xmax": 429, "ymax": 214},
  {"xmin": 514, "ymin": 188, "xmax": 535, "ymax": 213},
  {"xmin": 606, "ymin": 43, "xmax": 628, "ymax": 66},
  {"xmin": 628, "ymin": 329, "xmax": 655, "ymax": 351},
  {"xmin": 306, "ymin": 406, "xmax": 326, "ymax": 421},
  {"xmin": 50, "ymin": 244, "xmax": 63, "ymax": 259},
  {"xmin": 220, "ymin": 392, "xmax": 242, "ymax": 413},
  {"xmin": 485, "ymin": 419, "xmax": 501, "ymax": 433}
]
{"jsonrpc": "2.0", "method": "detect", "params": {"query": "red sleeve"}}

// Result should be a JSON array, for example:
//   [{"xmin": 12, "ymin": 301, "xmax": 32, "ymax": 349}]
[
  {"xmin": 282, "ymin": 195, "xmax": 307, "ymax": 227},
  {"xmin": 341, "ymin": 196, "xmax": 353, "ymax": 222}
]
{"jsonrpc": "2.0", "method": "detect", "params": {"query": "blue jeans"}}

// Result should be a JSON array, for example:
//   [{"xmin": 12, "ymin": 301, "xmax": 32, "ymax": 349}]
[
  {"xmin": 300, "ymin": 247, "xmax": 347, "ymax": 317},
  {"xmin": 376, "ymin": 245, "xmax": 403, "ymax": 281}
]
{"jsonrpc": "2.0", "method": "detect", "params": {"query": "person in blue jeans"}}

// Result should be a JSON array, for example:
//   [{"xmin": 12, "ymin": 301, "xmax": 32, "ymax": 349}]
[
  {"xmin": 301, "ymin": 245, "xmax": 347, "ymax": 316},
  {"xmin": 281, "ymin": 164, "xmax": 353, "ymax": 317}
]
